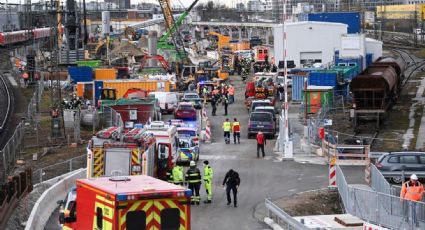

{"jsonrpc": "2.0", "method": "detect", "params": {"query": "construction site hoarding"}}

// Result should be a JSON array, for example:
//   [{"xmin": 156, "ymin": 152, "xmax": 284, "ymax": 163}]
[
  {"xmin": 376, "ymin": 4, "xmax": 425, "ymax": 20},
  {"xmin": 102, "ymin": 80, "xmax": 171, "ymax": 99},
  {"xmin": 94, "ymin": 68, "xmax": 117, "ymax": 80}
]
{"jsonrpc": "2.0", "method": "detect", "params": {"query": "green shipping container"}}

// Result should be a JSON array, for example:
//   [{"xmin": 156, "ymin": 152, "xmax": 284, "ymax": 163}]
[
  {"xmin": 77, "ymin": 60, "xmax": 102, "ymax": 68},
  {"xmin": 303, "ymin": 86, "xmax": 333, "ymax": 114}
]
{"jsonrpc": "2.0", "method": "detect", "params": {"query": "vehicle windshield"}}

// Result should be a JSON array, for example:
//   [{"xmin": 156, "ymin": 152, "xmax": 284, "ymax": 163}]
[
  {"xmin": 179, "ymin": 105, "xmax": 193, "ymax": 110},
  {"xmin": 185, "ymin": 94, "xmax": 199, "ymax": 99},
  {"xmin": 250, "ymin": 113, "xmax": 272, "ymax": 122},
  {"xmin": 256, "ymin": 109, "xmax": 274, "ymax": 115},
  {"xmin": 252, "ymin": 102, "xmax": 270, "ymax": 110},
  {"xmin": 178, "ymin": 130, "xmax": 196, "ymax": 136}
]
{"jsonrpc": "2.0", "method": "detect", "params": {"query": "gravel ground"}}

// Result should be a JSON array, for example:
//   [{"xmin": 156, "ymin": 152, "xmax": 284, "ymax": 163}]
[{"xmin": 6, "ymin": 183, "xmax": 52, "ymax": 230}]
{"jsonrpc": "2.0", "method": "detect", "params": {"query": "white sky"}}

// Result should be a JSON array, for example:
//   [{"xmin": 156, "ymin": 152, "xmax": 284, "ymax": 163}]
[{"xmin": 0, "ymin": 0, "xmax": 240, "ymax": 8}]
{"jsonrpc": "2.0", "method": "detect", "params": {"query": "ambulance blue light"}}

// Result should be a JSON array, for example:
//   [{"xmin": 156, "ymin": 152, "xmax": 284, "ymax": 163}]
[
  {"xmin": 185, "ymin": 189, "xmax": 192, "ymax": 197},
  {"xmin": 117, "ymin": 194, "xmax": 127, "ymax": 201},
  {"xmin": 134, "ymin": 124, "xmax": 144, "ymax": 128}
]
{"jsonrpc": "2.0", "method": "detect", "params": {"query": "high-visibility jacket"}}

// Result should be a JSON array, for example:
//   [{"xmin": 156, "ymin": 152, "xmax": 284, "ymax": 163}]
[
  {"xmin": 172, "ymin": 165, "xmax": 184, "ymax": 183},
  {"xmin": 232, "ymin": 122, "xmax": 240, "ymax": 133},
  {"xmin": 186, "ymin": 167, "xmax": 201, "ymax": 185},
  {"xmin": 204, "ymin": 165, "xmax": 213, "ymax": 181},
  {"xmin": 400, "ymin": 181, "xmax": 424, "ymax": 201},
  {"xmin": 228, "ymin": 87, "xmax": 235, "ymax": 96},
  {"xmin": 222, "ymin": 121, "xmax": 231, "ymax": 132}
]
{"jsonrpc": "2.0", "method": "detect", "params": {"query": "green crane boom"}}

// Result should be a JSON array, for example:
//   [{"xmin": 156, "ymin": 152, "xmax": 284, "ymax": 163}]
[{"xmin": 157, "ymin": 0, "xmax": 199, "ymax": 60}]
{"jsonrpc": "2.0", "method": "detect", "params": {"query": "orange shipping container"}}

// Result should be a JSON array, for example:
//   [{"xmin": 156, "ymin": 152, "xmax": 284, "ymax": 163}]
[
  {"xmin": 94, "ymin": 68, "xmax": 117, "ymax": 80},
  {"xmin": 102, "ymin": 80, "xmax": 171, "ymax": 99}
]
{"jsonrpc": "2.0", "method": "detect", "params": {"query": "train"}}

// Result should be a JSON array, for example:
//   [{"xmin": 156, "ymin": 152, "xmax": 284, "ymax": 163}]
[
  {"xmin": 349, "ymin": 57, "xmax": 406, "ymax": 127},
  {"xmin": 0, "ymin": 27, "xmax": 52, "ymax": 46}
]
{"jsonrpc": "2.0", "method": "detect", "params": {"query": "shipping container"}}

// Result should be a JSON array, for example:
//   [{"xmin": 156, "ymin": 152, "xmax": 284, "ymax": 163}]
[
  {"xmin": 68, "ymin": 66, "xmax": 93, "ymax": 83},
  {"xmin": 100, "ymin": 80, "xmax": 171, "ymax": 99},
  {"xmin": 292, "ymin": 73, "xmax": 309, "ymax": 101},
  {"xmin": 308, "ymin": 71, "xmax": 338, "ymax": 87},
  {"xmin": 76, "ymin": 60, "xmax": 102, "ymax": 68},
  {"xmin": 94, "ymin": 68, "xmax": 117, "ymax": 80},
  {"xmin": 307, "ymin": 12, "xmax": 361, "ymax": 34},
  {"xmin": 303, "ymin": 86, "xmax": 333, "ymax": 114},
  {"xmin": 366, "ymin": 53, "xmax": 373, "ymax": 68},
  {"xmin": 76, "ymin": 82, "xmax": 94, "ymax": 99}
]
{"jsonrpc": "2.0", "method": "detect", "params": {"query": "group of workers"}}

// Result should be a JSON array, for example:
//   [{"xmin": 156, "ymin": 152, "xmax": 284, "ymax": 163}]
[
  {"xmin": 206, "ymin": 83, "xmax": 235, "ymax": 116},
  {"xmin": 222, "ymin": 118, "xmax": 241, "ymax": 144},
  {"xmin": 167, "ymin": 161, "xmax": 240, "ymax": 207}
]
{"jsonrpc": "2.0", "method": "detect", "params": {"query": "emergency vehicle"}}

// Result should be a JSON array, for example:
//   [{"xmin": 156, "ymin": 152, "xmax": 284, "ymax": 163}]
[
  {"xmin": 59, "ymin": 175, "xmax": 192, "ymax": 230},
  {"xmin": 144, "ymin": 121, "xmax": 179, "ymax": 177},
  {"xmin": 88, "ymin": 129, "xmax": 168, "ymax": 179},
  {"xmin": 177, "ymin": 135, "xmax": 200, "ymax": 164}
]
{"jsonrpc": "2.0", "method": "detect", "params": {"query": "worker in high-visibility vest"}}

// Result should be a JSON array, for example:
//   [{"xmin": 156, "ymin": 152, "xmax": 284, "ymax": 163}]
[
  {"xmin": 400, "ymin": 174, "xmax": 424, "ymax": 224},
  {"xmin": 222, "ymin": 118, "xmax": 231, "ymax": 143},
  {"xmin": 232, "ymin": 118, "xmax": 241, "ymax": 144},
  {"xmin": 203, "ymin": 160, "xmax": 213, "ymax": 204}
]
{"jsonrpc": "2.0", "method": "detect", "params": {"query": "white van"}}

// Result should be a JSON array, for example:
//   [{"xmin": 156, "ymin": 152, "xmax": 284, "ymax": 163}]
[{"xmin": 149, "ymin": 92, "xmax": 178, "ymax": 114}]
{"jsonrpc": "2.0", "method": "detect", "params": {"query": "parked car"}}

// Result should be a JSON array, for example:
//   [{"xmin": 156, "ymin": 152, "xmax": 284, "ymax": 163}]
[
  {"xmin": 247, "ymin": 111, "xmax": 276, "ymax": 138},
  {"xmin": 249, "ymin": 99, "xmax": 273, "ymax": 112},
  {"xmin": 182, "ymin": 92, "xmax": 203, "ymax": 109},
  {"xmin": 58, "ymin": 187, "xmax": 77, "ymax": 226},
  {"xmin": 174, "ymin": 102, "xmax": 197, "ymax": 120},
  {"xmin": 149, "ymin": 92, "xmax": 178, "ymax": 114},
  {"xmin": 376, "ymin": 152, "xmax": 425, "ymax": 183},
  {"xmin": 254, "ymin": 106, "xmax": 277, "ymax": 122}
]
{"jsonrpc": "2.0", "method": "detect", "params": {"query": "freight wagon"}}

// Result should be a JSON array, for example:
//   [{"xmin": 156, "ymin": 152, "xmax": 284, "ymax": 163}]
[{"xmin": 349, "ymin": 57, "xmax": 405, "ymax": 127}]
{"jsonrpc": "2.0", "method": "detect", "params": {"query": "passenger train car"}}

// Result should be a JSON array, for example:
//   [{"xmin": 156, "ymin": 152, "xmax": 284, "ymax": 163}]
[{"xmin": 0, "ymin": 27, "xmax": 52, "ymax": 46}]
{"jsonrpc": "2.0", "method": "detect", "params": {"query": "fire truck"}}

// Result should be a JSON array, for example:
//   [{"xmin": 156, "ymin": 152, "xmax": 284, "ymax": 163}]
[
  {"xmin": 87, "ymin": 127, "xmax": 172, "ymax": 180},
  {"xmin": 59, "ymin": 175, "xmax": 192, "ymax": 230},
  {"xmin": 144, "ymin": 121, "xmax": 179, "ymax": 175}
]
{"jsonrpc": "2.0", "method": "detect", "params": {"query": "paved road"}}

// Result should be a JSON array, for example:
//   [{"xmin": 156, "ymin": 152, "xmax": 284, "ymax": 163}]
[{"xmin": 44, "ymin": 75, "xmax": 364, "ymax": 230}]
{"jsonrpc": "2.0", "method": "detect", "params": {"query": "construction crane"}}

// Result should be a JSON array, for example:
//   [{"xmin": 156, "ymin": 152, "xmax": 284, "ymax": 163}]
[{"xmin": 157, "ymin": 0, "xmax": 199, "ymax": 62}]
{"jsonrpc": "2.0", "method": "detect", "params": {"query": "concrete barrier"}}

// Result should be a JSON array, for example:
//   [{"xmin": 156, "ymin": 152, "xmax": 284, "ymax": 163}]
[{"xmin": 25, "ymin": 168, "xmax": 86, "ymax": 230}]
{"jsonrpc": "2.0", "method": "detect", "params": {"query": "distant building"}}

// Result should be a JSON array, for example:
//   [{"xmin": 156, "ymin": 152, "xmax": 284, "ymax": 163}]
[
  {"xmin": 236, "ymin": 3, "xmax": 246, "ymax": 11},
  {"xmin": 248, "ymin": 0, "xmax": 266, "ymax": 12},
  {"xmin": 105, "ymin": 0, "xmax": 131, "ymax": 9}
]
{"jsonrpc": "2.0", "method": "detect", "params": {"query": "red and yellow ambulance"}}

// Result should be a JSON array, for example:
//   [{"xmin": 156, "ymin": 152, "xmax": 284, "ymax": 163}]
[{"xmin": 61, "ymin": 175, "xmax": 192, "ymax": 230}]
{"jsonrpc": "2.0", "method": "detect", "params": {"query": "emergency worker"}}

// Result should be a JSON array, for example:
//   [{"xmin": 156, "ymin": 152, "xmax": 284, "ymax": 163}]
[
  {"xmin": 203, "ymin": 160, "xmax": 213, "ymax": 203},
  {"xmin": 186, "ymin": 161, "xmax": 202, "ymax": 205},
  {"xmin": 400, "ymin": 174, "xmax": 424, "ymax": 224},
  {"xmin": 232, "ymin": 118, "xmax": 241, "ymax": 144},
  {"xmin": 222, "ymin": 118, "xmax": 231, "ymax": 143},
  {"xmin": 223, "ymin": 96, "xmax": 229, "ymax": 116},
  {"xmin": 228, "ymin": 85, "xmax": 235, "ymax": 104},
  {"xmin": 256, "ymin": 131, "xmax": 266, "ymax": 158},
  {"xmin": 211, "ymin": 96, "xmax": 217, "ymax": 116}
]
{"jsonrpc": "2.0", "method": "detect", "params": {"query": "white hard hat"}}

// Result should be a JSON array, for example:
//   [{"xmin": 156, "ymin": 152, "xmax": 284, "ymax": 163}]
[
  {"xmin": 411, "ymin": 174, "xmax": 418, "ymax": 180},
  {"xmin": 190, "ymin": 161, "xmax": 196, "ymax": 166}
]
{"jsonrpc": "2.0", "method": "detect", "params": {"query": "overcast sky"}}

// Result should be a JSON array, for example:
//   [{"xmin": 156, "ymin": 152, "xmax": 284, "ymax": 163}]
[{"xmin": 1, "ymin": 0, "xmax": 241, "ymax": 7}]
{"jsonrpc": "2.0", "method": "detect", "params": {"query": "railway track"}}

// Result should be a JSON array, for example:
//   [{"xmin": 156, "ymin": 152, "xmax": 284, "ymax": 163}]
[{"xmin": 0, "ymin": 73, "xmax": 12, "ymax": 133}]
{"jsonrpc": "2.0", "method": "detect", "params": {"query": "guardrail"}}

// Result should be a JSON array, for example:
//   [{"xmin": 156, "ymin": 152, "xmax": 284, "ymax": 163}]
[
  {"xmin": 25, "ymin": 169, "xmax": 86, "ymax": 230},
  {"xmin": 336, "ymin": 165, "xmax": 425, "ymax": 229},
  {"xmin": 32, "ymin": 155, "xmax": 86, "ymax": 184},
  {"xmin": 264, "ymin": 198, "xmax": 310, "ymax": 230}
]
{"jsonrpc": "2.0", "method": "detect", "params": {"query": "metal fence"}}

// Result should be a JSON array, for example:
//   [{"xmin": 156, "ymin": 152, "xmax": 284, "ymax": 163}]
[
  {"xmin": 32, "ymin": 154, "xmax": 86, "ymax": 184},
  {"xmin": 264, "ymin": 198, "xmax": 310, "ymax": 230},
  {"xmin": 337, "ymin": 165, "xmax": 425, "ymax": 229},
  {"xmin": 101, "ymin": 106, "xmax": 124, "ymax": 129},
  {"xmin": 0, "ymin": 77, "xmax": 45, "ymax": 182},
  {"xmin": 370, "ymin": 163, "xmax": 396, "ymax": 195}
]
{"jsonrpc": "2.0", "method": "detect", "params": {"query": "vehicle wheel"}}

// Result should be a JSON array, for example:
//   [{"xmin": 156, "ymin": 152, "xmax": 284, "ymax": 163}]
[{"xmin": 391, "ymin": 176, "xmax": 404, "ymax": 184}]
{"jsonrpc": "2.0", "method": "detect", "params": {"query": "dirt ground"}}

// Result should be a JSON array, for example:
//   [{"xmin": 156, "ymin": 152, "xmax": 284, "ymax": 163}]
[{"xmin": 274, "ymin": 189, "xmax": 343, "ymax": 217}]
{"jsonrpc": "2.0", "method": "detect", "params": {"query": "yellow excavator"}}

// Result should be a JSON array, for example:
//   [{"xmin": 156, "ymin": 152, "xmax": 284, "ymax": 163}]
[{"xmin": 207, "ymin": 31, "xmax": 231, "ymax": 51}]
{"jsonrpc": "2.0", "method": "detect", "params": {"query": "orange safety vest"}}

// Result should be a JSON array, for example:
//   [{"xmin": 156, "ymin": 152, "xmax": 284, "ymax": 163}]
[
  {"xmin": 232, "ymin": 122, "xmax": 240, "ymax": 133},
  {"xmin": 400, "ymin": 181, "xmax": 424, "ymax": 201}
]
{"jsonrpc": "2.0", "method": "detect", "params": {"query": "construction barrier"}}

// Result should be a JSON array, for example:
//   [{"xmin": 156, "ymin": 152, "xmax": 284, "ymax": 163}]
[
  {"xmin": 365, "ymin": 158, "xmax": 371, "ymax": 185},
  {"xmin": 202, "ymin": 108, "xmax": 207, "ymax": 121},
  {"xmin": 25, "ymin": 168, "xmax": 86, "ymax": 230},
  {"xmin": 322, "ymin": 139, "xmax": 370, "ymax": 165},
  {"xmin": 205, "ymin": 119, "xmax": 211, "ymax": 143},
  {"xmin": 329, "ymin": 157, "xmax": 337, "ymax": 188}
]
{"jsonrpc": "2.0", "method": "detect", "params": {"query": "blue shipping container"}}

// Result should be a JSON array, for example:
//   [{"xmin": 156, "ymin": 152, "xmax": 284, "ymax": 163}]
[
  {"xmin": 308, "ymin": 71, "xmax": 338, "ymax": 87},
  {"xmin": 366, "ymin": 53, "xmax": 373, "ymax": 68},
  {"xmin": 307, "ymin": 12, "xmax": 361, "ymax": 34},
  {"xmin": 292, "ymin": 74, "xmax": 309, "ymax": 101},
  {"xmin": 68, "ymin": 66, "xmax": 93, "ymax": 83}
]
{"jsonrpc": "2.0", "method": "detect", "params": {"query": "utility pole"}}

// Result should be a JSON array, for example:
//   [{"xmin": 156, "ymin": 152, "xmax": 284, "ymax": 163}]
[
  {"xmin": 414, "ymin": 6, "xmax": 418, "ymax": 48},
  {"xmin": 282, "ymin": 0, "xmax": 293, "ymax": 159}
]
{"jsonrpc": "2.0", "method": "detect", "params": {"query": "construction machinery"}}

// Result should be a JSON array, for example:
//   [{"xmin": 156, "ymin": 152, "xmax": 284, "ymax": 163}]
[
  {"xmin": 207, "ymin": 31, "xmax": 231, "ymax": 51},
  {"xmin": 157, "ymin": 0, "xmax": 200, "ymax": 62}
]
